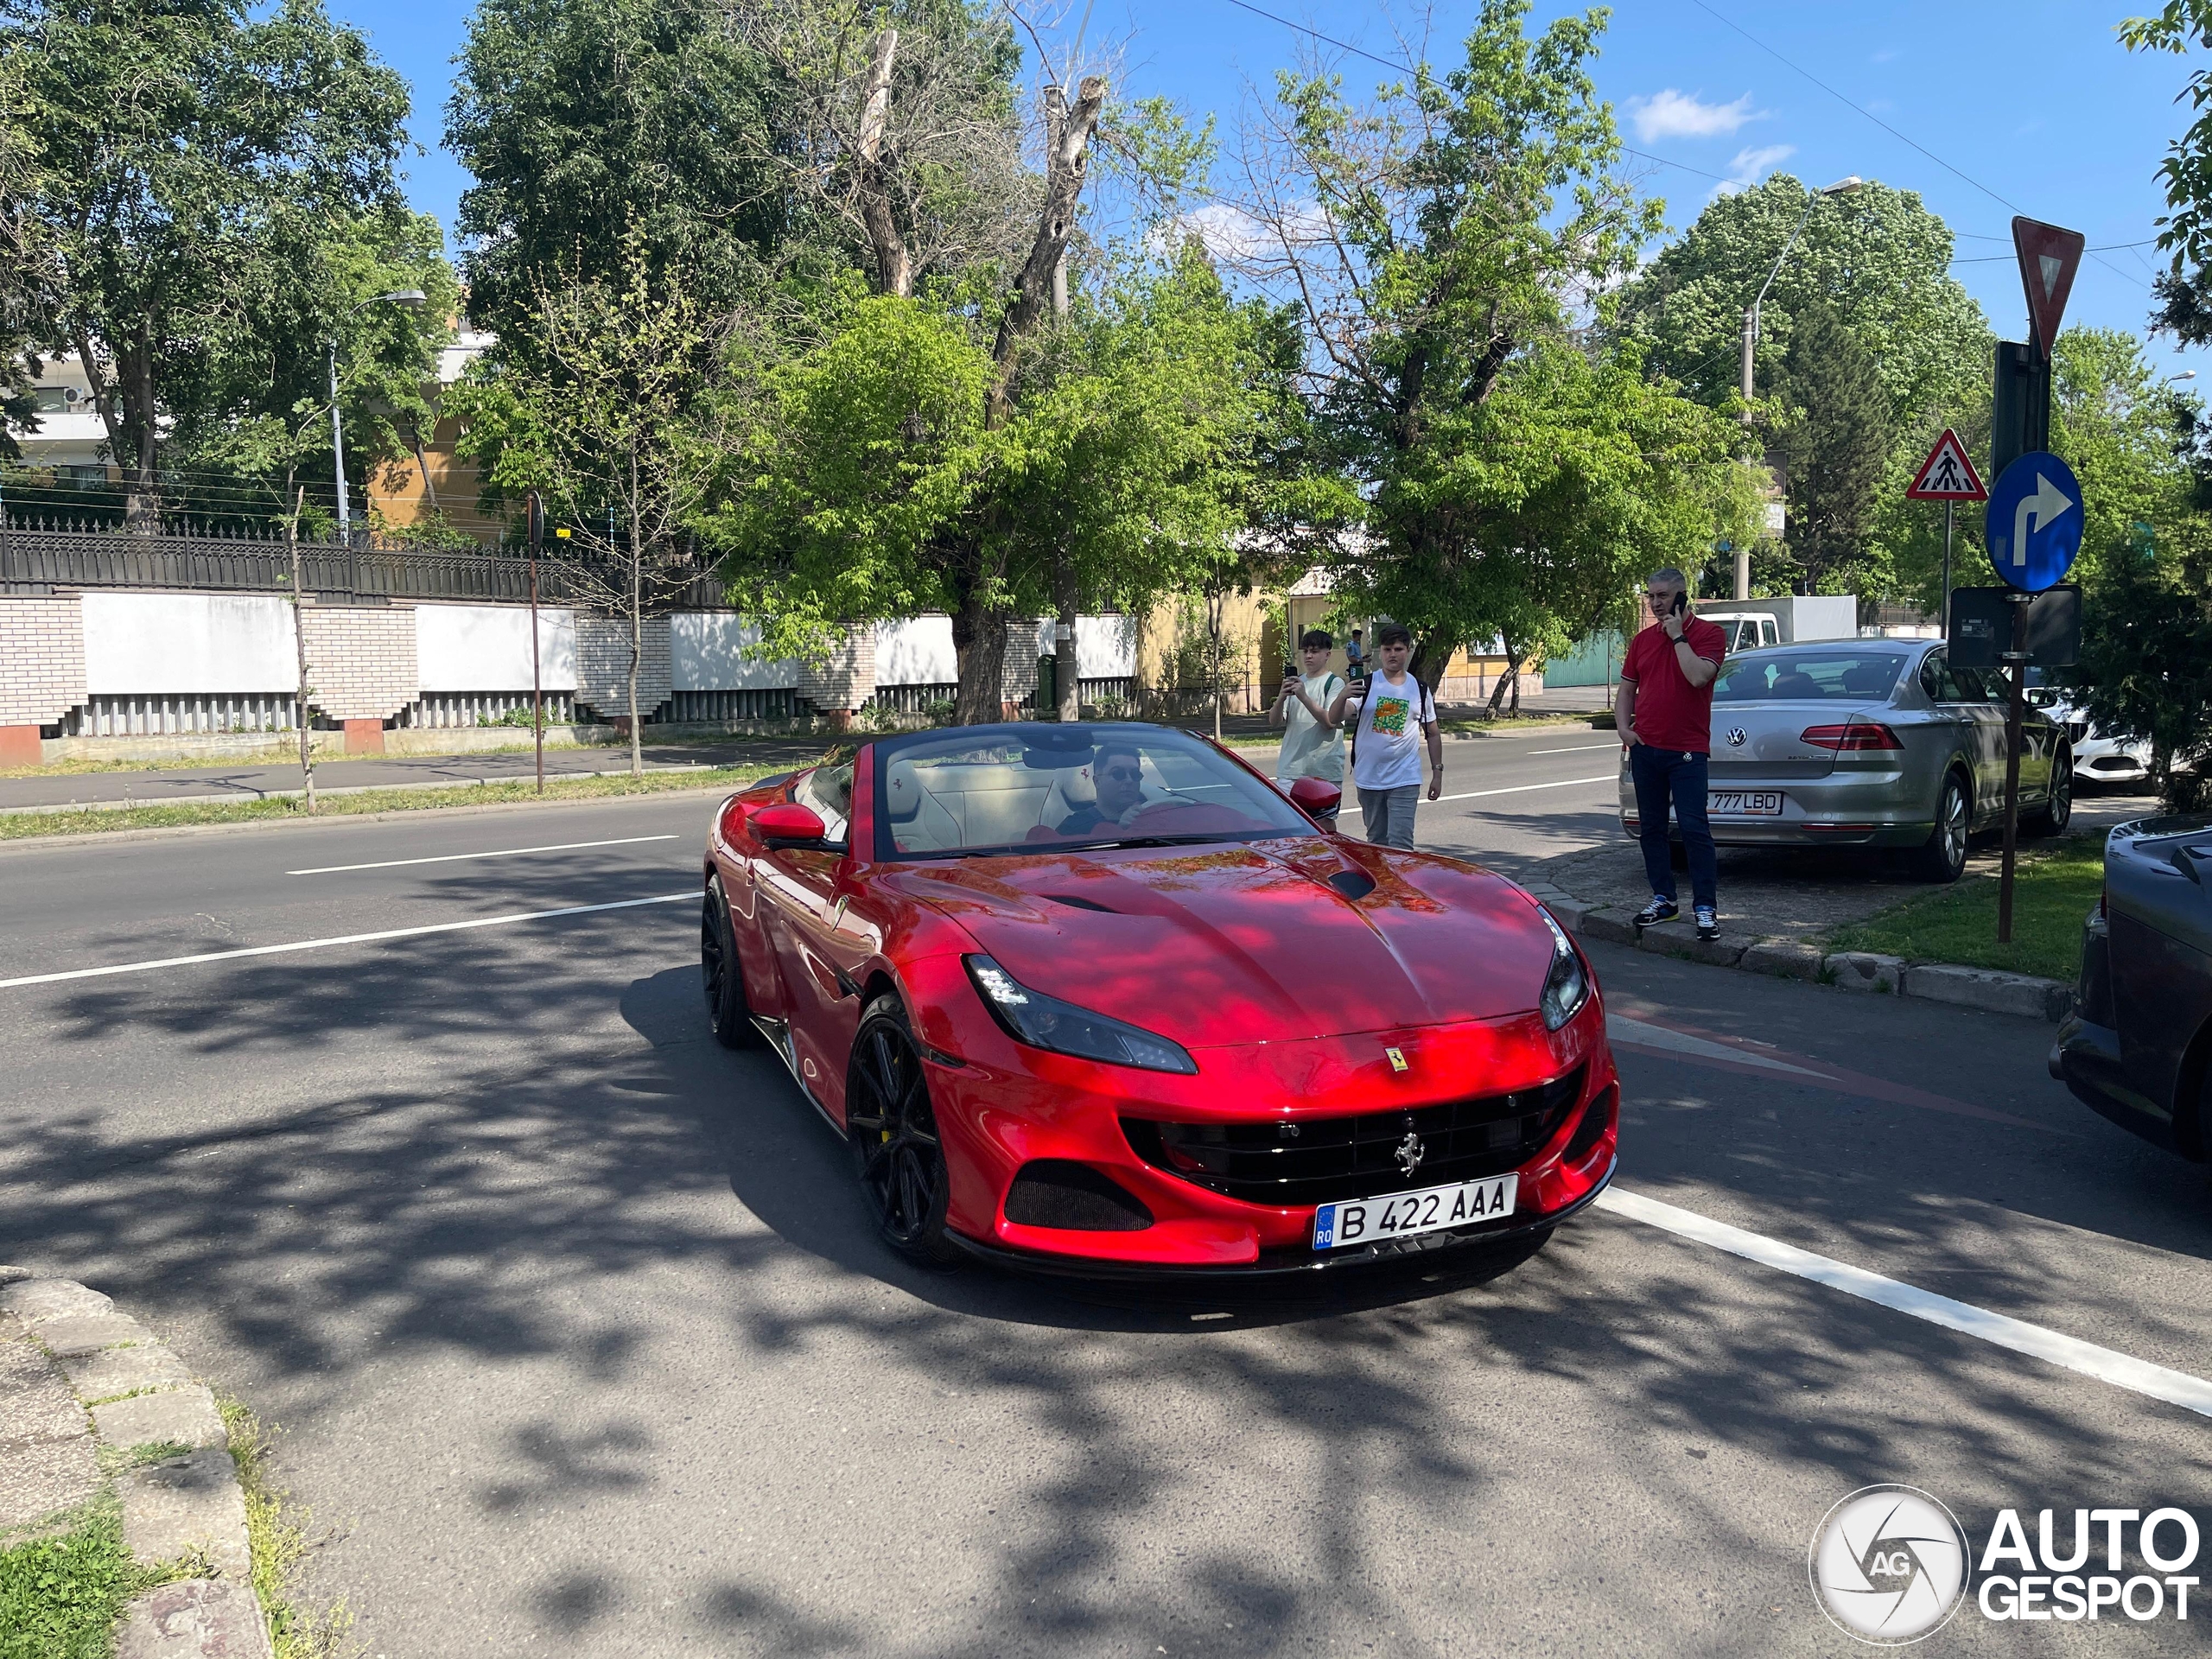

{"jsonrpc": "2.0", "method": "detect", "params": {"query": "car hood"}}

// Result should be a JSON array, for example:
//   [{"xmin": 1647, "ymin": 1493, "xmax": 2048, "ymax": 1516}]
[{"xmin": 880, "ymin": 841, "xmax": 1560, "ymax": 1047}]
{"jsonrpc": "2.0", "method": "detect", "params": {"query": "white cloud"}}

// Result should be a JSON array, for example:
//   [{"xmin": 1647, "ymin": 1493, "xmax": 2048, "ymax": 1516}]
[
  {"xmin": 1174, "ymin": 200, "xmax": 1329, "ymax": 262},
  {"xmin": 1624, "ymin": 89, "xmax": 1762, "ymax": 143},
  {"xmin": 1712, "ymin": 143, "xmax": 1796, "ymax": 198}
]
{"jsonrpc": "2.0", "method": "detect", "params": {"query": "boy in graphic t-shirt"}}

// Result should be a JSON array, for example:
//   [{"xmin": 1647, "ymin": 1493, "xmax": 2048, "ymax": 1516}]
[
  {"xmin": 1325, "ymin": 625, "xmax": 1441, "ymax": 849},
  {"xmin": 1617, "ymin": 566, "xmax": 1728, "ymax": 940}
]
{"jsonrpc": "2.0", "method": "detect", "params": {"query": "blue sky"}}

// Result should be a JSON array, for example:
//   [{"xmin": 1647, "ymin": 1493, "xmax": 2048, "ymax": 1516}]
[{"xmin": 354, "ymin": 0, "xmax": 2201, "ymax": 374}]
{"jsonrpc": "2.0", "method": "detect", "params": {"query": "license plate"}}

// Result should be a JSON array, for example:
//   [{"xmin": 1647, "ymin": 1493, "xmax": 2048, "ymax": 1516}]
[
  {"xmin": 1313, "ymin": 1175, "xmax": 1518, "ymax": 1249},
  {"xmin": 1708, "ymin": 790, "xmax": 1783, "ymax": 817}
]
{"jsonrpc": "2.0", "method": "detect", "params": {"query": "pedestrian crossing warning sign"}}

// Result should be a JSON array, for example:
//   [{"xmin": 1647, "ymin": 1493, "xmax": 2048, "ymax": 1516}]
[{"xmin": 1905, "ymin": 429, "xmax": 1987, "ymax": 501}]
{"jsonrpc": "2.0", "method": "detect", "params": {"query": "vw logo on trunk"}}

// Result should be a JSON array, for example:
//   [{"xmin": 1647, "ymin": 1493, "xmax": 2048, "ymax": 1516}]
[
  {"xmin": 1727, "ymin": 728, "xmax": 1749, "ymax": 747},
  {"xmin": 1395, "ymin": 1132, "xmax": 1426, "ymax": 1177}
]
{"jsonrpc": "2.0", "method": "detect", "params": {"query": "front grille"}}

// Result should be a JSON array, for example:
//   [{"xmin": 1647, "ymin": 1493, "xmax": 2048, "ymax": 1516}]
[{"xmin": 1122, "ymin": 1066, "xmax": 1586, "ymax": 1208}]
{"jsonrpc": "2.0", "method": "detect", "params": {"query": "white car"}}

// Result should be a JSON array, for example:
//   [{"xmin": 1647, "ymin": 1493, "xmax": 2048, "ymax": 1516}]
[{"xmin": 2024, "ymin": 676, "xmax": 2150, "ymax": 791}]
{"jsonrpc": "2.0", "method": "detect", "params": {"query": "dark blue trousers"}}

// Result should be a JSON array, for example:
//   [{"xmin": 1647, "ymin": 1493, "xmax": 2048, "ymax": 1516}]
[{"xmin": 1630, "ymin": 744, "xmax": 1718, "ymax": 910}]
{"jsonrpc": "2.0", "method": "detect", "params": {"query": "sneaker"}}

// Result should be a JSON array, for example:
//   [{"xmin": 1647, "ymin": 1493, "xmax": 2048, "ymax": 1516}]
[
  {"xmin": 1632, "ymin": 897, "xmax": 1679, "ymax": 929},
  {"xmin": 1694, "ymin": 906, "xmax": 1719, "ymax": 941}
]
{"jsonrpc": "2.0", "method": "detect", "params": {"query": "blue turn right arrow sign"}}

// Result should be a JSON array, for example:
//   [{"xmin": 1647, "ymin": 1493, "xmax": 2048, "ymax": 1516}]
[{"xmin": 1984, "ymin": 452, "xmax": 2083, "ymax": 593}]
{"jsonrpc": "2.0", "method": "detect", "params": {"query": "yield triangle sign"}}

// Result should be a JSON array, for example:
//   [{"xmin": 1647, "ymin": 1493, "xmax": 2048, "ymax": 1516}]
[
  {"xmin": 1906, "ymin": 428, "xmax": 1987, "ymax": 500},
  {"xmin": 2012, "ymin": 216, "xmax": 2085, "ymax": 355}
]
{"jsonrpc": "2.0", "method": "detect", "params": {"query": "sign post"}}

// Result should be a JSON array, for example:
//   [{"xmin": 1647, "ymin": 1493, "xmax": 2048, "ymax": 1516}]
[
  {"xmin": 1984, "ymin": 451, "xmax": 2084, "ymax": 942},
  {"xmin": 1906, "ymin": 428, "xmax": 1986, "ymax": 624}
]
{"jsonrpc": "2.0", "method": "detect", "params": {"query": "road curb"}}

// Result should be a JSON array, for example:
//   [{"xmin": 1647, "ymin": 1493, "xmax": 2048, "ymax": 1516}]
[
  {"xmin": 1543, "ymin": 905, "xmax": 2075, "ymax": 1023},
  {"xmin": 0, "ymin": 760, "xmax": 719, "ymax": 817},
  {"xmin": 0, "ymin": 1268, "xmax": 275, "ymax": 1659}
]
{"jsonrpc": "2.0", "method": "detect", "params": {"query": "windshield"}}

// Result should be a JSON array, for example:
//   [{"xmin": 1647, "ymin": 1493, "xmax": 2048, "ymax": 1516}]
[
  {"xmin": 1713, "ymin": 652, "xmax": 1908, "ymax": 702},
  {"xmin": 874, "ymin": 723, "xmax": 1314, "ymax": 859}
]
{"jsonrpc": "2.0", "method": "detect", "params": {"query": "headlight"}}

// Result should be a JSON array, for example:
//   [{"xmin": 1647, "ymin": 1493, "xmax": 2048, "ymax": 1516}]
[
  {"xmin": 1536, "ymin": 908, "xmax": 1590, "ymax": 1031},
  {"xmin": 963, "ymin": 955, "xmax": 1198, "ymax": 1074}
]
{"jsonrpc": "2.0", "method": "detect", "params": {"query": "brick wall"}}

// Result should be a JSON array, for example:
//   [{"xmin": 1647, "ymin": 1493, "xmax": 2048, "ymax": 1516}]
[
  {"xmin": 575, "ymin": 615, "xmax": 673, "ymax": 721},
  {"xmin": 796, "ymin": 625, "xmax": 876, "ymax": 714},
  {"xmin": 0, "ymin": 596, "xmax": 89, "ymax": 726},
  {"xmin": 300, "ymin": 603, "xmax": 418, "ymax": 721}
]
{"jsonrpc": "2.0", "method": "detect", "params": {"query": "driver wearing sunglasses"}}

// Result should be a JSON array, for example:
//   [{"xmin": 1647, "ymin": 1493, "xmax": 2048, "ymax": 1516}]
[{"xmin": 1053, "ymin": 739, "xmax": 1147, "ymax": 836}]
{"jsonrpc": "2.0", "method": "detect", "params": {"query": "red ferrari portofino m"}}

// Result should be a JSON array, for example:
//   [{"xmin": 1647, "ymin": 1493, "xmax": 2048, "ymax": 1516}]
[{"xmin": 701, "ymin": 723, "xmax": 1618, "ymax": 1274}]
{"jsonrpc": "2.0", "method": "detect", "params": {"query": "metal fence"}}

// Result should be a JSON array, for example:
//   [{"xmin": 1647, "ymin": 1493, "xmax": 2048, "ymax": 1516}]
[
  {"xmin": 62, "ymin": 692, "xmax": 302, "ymax": 737},
  {"xmin": 400, "ymin": 691, "xmax": 578, "ymax": 730},
  {"xmin": 0, "ymin": 518, "xmax": 729, "ymax": 609},
  {"xmin": 669, "ymin": 689, "xmax": 796, "ymax": 722},
  {"xmin": 868, "ymin": 683, "xmax": 959, "ymax": 715}
]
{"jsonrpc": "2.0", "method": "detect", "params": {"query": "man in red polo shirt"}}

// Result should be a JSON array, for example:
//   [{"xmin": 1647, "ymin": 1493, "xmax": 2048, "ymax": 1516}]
[{"xmin": 1617, "ymin": 566, "xmax": 1728, "ymax": 940}]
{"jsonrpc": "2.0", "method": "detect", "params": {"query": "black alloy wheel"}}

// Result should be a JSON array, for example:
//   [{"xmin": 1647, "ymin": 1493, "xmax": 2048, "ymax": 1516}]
[
  {"xmin": 2026, "ymin": 748, "xmax": 2074, "ymax": 837},
  {"xmin": 1911, "ymin": 772, "xmax": 1971, "ymax": 884},
  {"xmin": 702, "ymin": 880, "xmax": 757, "ymax": 1048},
  {"xmin": 845, "ymin": 995, "xmax": 959, "ymax": 1266}
]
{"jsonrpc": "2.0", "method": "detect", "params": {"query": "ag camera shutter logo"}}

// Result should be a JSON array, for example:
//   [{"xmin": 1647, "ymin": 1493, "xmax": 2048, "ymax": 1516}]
[{"xmin": 1808, "ymin": 1484, "xmax": 1971, "ymax": 1644}]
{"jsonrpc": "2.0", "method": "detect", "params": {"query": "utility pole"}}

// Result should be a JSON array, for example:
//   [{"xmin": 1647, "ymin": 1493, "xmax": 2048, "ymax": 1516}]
[
  {"xmin": 286, "ymin": 489, "xmax": 318, "ymax": 815},
  {"xmin": 528, "ymin": 490, "xmax": 545, "ymax": 794}
]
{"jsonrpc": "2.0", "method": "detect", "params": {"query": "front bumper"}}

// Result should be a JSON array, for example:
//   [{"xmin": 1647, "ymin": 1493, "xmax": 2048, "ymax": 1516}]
[
  {"xmin": 943, "ymin": 1157, "xmax": 1614, "ymax": 1278},
  {"xmin": 900, "ymin": 954, "xmax": 1620, "ymax": 1273}
]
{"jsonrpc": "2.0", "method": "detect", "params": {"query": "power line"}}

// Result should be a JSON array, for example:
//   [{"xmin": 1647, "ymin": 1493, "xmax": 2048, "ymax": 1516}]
[{"xmin": 1680, "ymin": 0, "xmax": 2150, "ymax": 295}]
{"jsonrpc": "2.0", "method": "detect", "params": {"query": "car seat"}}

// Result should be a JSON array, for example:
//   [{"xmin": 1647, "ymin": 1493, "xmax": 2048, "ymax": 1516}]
[{"xmin": 883, "ymin": 757, "xmax": 963, "ymax": 853}]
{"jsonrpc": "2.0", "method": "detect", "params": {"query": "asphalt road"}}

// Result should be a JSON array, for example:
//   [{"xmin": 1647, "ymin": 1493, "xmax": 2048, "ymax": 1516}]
[{"xmin": 3, "ymin": 770, "xmax": 2209, "ymax": 1656}]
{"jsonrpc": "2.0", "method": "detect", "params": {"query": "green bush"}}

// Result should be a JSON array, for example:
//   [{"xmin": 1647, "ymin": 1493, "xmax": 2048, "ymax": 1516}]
[{"xmin": 0, "ymin": 1501, "xmax": 130, "ymax": 1659}]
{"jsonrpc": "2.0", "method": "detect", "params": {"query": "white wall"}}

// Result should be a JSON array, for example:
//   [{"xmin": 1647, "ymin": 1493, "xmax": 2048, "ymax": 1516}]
[
  {"xmin": 671, "ymin": 614, "xmax": 798, "ymax": 691},
  {"xmin": 80, "ymin": 593, "xmax": 297, "ymax": 693},
  {"xmin": 874, "ymin": 616, "xmax": 958, "ymax": 686},
  {"xmin": 415, "ymin": 603, "xmax": 575, "ymax": 690},
  {"xmin": 1071, "ymin": 615, "xmax": 1135, "ymax": 677}
]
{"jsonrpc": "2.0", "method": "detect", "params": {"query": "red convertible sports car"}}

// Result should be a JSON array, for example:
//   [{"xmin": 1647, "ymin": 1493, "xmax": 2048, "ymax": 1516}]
[{"xmin": 700, "ymin": 722, "xmax": 1618, "ymax": 1275}]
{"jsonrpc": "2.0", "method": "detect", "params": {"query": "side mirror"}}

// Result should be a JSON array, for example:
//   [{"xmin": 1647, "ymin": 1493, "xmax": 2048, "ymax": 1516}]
[
  {"xmin": 1288, "ymin": 776, "xmax": 1343, "ymax": 819},
  {"xmin": 751, "ymin": 802, "xmax": 830, "ymax": 846}
]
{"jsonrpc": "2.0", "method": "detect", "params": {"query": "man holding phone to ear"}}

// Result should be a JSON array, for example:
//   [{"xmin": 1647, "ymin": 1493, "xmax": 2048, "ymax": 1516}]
[{"xmin": 1617, "ymin": 566, "xmax": 1726, "ymax": 940}]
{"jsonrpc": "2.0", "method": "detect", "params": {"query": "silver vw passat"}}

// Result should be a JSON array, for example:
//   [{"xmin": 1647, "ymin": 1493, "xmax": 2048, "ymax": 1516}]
[{"xmin": 1618, "ymin": 639, "xmax": 2072, "ymax": 883}]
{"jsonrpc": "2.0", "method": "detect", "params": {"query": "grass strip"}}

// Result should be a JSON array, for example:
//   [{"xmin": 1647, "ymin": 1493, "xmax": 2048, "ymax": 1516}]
[
  {"xmin": 0, "ymin": 1497, "xmax": 130, "ymax": 1659},
  {"xmin": 0, "ymin": 764, "xmax": 787, "ymax": 842},
  {"xmin": 1827, "ymin": 836, "xmax": 2102, "ymax": 982},
  {"xmin": 217, "ymin": 1395, "xmax": 353, "ymax": 1659}
]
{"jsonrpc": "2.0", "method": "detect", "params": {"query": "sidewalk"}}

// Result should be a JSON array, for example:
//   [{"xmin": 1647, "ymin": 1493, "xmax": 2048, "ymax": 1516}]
[{"xmin": 1535, "ymin": 791, "xmax": 2157, "ymax": 947}]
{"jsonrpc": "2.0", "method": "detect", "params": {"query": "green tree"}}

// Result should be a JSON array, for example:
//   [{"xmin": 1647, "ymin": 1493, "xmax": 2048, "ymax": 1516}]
[
  {"xmin": 715, "ymin": 242, "xmax": 1290, "ymax": 715},
  {"xmin": 1613, "ymin": 175, "xmax": 1988, "ymax": 425},
  {"xmin": 2122, "ymin": 2, "xmax": 2212, "ymax": 342},
  {"xmin": 1767, "ymin": 300, "xmax": 1892, "ymax": 595},
  {"xmin": 445, "ymin": 0, "xmax": 791, "ymax": 337},
  {"xmin": 2077, "ymin": 522, "xmax": 2212, "ymax": 810},
  {"xmin": 453, "ymin": 226, "xmax": 731, "ymax": 773},
  {"xmin": 3, "ymin": 0, "xmax": 419, "ymax": 525},
  {"xmin": 168, "ymin": 207, "xmax": 460, "ymax": 533},
  {"xmin": 1222, "ymin": 0, "xmax": 1727, "ymax": 691}
]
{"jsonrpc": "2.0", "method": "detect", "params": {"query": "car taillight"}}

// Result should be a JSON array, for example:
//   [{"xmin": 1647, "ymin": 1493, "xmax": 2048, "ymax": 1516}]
[{"xmin": 1800, "ymin": 721, "xmax": 1904, "ymax": 751}]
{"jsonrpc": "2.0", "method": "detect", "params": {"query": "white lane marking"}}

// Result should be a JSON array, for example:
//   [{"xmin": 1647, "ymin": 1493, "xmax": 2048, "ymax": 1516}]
[
  {"xmin": 0, "ymin": 893, "xmax": 694, "ymax": 990},
  {"xmin": 1605, "ymin": 1015, "xmax": 1828, "ymax": 1078},
  {"xmin": 1598, "ymin": 1186, "xmax": 2212, "ymax": 1421},
  {"xmin": 1431, "ymin": 774, "xmax": 1616, "ymax": 804},
  {"xmin": 1527, "ymin": 744, "xmax": 1620, "ymax": 756},
  {"xmin": 287, "ymin": 835, "xmax": 679, "ymax": 876}
]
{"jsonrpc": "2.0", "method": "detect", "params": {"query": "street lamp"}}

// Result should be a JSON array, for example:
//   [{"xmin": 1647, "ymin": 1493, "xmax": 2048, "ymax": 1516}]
[
  {"xmin": 329, "ymin": 289, "xmax": 429, "ymax": 541},
  {"xmin": 1733, "ymin": 176, "xmax": 1862, "ymax": 598}
]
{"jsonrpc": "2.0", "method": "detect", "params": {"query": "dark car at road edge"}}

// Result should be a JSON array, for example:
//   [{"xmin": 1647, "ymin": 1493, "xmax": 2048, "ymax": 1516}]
[{"xmin": 2051, "ymin": 815, "xmax": 2212, "ymax": 1160}]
